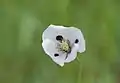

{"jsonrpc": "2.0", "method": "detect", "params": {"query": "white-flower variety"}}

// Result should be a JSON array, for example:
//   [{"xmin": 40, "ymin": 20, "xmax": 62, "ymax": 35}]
[{"xmin": 42, "ymin": 24, "xmax": 85, "ymax": 67}]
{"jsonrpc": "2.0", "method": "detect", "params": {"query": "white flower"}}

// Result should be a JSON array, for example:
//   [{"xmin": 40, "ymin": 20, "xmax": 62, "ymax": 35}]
[{"xmin": 42, "ymin": 24, "xmax": 85, "ymax": 67}]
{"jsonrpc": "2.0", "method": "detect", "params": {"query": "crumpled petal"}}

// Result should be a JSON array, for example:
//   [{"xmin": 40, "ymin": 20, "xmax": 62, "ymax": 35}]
[
  {"xmin": 42, "ymin": 39, "xmax": 66, "ymax": 66},
  {"xmin": 42, "ymin": 24, "xmax": 85, "ymax": 53}
]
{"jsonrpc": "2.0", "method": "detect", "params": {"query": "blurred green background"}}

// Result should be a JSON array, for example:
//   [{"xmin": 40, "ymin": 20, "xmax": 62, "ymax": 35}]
[{"xmin": 0, "ymin": 0, "xmax": 120, "ymax": 83}]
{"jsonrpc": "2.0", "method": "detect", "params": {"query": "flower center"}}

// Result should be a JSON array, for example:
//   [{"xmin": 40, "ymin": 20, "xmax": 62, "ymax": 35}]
[
  {"xmin": 57, "ymin": 39, "xmax": 71, "ymax": 54},
  {"xmin": 61, "ymin": 40, "xmax": 70, "ymax": 52},
  {"xmin": 56, "ymin": 35, "xmax": 73, "ymax": 59}
]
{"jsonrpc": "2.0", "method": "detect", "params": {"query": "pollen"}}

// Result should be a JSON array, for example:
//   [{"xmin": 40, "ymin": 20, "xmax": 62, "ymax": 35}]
[{"xmin": 59, "ymin": 40, "xmax": 71, "ymax": 53}]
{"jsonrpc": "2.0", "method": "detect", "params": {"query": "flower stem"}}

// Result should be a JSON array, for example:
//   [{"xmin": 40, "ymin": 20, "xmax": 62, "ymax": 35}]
[{"xmin": 76, "ymin": 56, "xmax": 83, "ymax": 83}]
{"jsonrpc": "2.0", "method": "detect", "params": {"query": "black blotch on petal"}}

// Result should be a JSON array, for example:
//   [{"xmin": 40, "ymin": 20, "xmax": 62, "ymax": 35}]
[
  {"xmin": 75, "ymin": 39, "xmax": 79, "ymax": 43},
  {"xmin": 54, "ymin": 53, "xmax": 59, "ymax": 57},
  {"xmin": 56, "ymin": 35, "xmax": 63, "ymax": 41}
]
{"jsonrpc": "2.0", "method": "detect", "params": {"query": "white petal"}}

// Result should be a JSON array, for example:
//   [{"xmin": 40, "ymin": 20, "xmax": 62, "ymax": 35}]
[
  {"xmin": 42, "ymin": 39, "xmax": 66, "ymax": 66},
  {"xmin": 64, "ymin": 44, "xmax": 79, "ymax": 63},
  {"xmin": 42, "ymin": 24, "xmax": 85, "ymax": 53},
  {"xmin": 62, "ymin": 27, "xmax": 85, "ymax": 53},
  {"xmin": 42, "ymin": 24, "xmax": 67, "ymax": 41}
]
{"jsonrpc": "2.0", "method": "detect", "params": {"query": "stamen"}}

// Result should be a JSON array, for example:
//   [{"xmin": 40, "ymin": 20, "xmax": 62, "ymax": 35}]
[
  {"xmin": 57, "ymin": 39, "xmax": 71, "ymax": 54},
  {"xmin": 56, "ymin": 39, "xmax": 72, "ymax": 60},
  {"xmin": 65, "ymin": 54, "xmax": 69, "ymax": 59}
]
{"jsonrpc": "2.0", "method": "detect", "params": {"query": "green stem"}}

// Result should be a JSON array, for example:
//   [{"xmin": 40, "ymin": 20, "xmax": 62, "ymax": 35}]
[{"xmin": 76, "ymin": 56, "xmax": 82, "ymax": 83}]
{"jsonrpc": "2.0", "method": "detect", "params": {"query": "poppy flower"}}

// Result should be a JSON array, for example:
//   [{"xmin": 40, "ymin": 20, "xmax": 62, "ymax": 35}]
[{"xmin": 42, "ymin": 24, "xmax": 85, "ymax": 67}]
